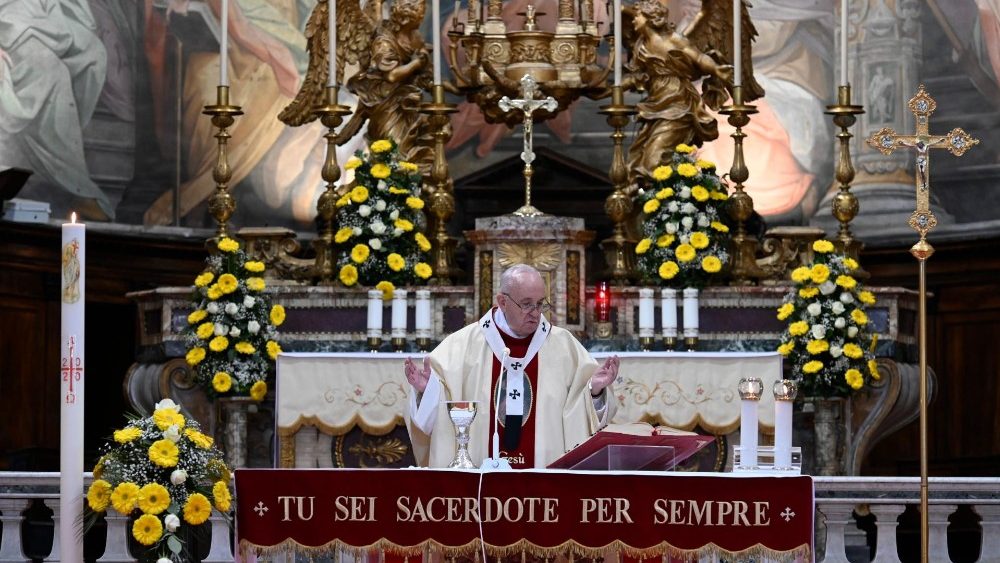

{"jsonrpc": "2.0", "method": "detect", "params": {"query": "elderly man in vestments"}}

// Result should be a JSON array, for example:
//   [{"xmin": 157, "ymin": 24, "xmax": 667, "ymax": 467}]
[{"xmin": 405, "ymin": 264, "xmax": 620, "ymax": 469}]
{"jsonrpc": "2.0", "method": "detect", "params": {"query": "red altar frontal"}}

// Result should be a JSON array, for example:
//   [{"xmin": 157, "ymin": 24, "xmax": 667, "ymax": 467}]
[{"xmin": 236, "ymin": 469, "xmax": 814, "ymax": 561}]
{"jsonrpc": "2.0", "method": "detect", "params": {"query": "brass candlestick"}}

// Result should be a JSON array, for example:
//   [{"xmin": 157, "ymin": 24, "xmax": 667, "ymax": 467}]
[
  {"xmin": 420, "ymin": 85, "xmax": 462, "ymax": 284},
  {"xmin": 719, "ymin": 85, "xmax": 766, "ymax": 284},
  {"xmin": 598, "ymin": 84, "xmax": 638, "ymax": 284},
  {"xmin": 825, "ymin": 85, "xmax": 867, "ymax": 277},
  {"xmin": 312, "ymin": 86, "xmax": 353, "ymax": 283},
  {"xmin": 203, "ymin": 86, "xmax": 244, "ymax": 242}
]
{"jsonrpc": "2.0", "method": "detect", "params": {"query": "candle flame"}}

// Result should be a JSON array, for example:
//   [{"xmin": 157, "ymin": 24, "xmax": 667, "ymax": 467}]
[{"xmin": 70, "ymin": 212, "xmax": 77, "ymax": 224}]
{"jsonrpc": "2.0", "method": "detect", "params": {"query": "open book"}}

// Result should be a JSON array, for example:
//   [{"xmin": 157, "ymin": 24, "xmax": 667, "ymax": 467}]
[{"xmin": 547, "ymin": 423, "xmax": 714, "ymax": 471}]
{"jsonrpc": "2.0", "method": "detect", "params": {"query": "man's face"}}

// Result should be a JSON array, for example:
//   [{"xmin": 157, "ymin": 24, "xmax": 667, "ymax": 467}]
[{"xmin": 497, "ymin": 273, "xmax": 547, "ymax": 338}]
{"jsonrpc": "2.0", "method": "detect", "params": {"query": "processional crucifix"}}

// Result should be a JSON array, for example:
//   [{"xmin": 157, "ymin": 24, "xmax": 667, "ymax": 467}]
[
  {"xmin": 866, "ymin": 85, "xmax": 978, "ymax": 563},
  {"xmin": 499, "ymin": 74, "xmax": 558, "ymax": 217}
]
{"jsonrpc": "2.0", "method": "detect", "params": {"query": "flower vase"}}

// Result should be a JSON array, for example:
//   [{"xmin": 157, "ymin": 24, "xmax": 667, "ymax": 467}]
[
  {"xmin": 810, "ymin": 397, "xmax": 845, "ymax": 476},
  {"xmin": 216, "ymin": 396, "xmax": 256, "ymax": 469}
]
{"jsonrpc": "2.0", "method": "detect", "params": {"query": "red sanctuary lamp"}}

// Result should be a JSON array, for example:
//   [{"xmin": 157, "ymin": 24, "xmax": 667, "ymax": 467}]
[{"xmin": 593, "ymin": 281, "xmax": 613, "ymax": 339}]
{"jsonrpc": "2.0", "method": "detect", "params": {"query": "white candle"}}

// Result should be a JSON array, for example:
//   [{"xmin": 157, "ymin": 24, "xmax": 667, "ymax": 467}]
[
  {"xmin": 220, "ymin": 0, "xmax": 229, "ymax": 86},
  {"xmin": 660, "ymin": 288, "xmax": 677, "ymax": 338},
  {"xmin": 391, "ymin": 289, "xmax": 409, "ymax": 338},
  {"xmin": 739, "ymin": 400, "xmax": 758, "ymax": 469},
  {"xmin": 60, "ymin": 213, "xmax": 85, "ymax": 563},
  {"xmin": 613, "ymin": 0, "xmax": 622, "ymax": 86},
  {"xmin": 432, "ymin": 0, "xmax": 442, "ymax": 84},
  {"xmin": 773, "ymin": 380, "xmax": 797, "ymax": 469},
  {"xmin": 682, "ymin": 288, "xmax": 699, "ymax": 338},
  {"xmin": 732, "ymin": 0, "xmax": 741, "ymax": 88},
  {"xmin": 367, "ymin": 289, "xmax": 383, "ymax": 339},
  {"xmin": 328, "ymin": 0, "xmax": 337, "ymax": 86},
  {"xmin": 638, "ymin": 288, "xmax": 654, "ymax": 337},
  {"xmin": 840, "ymin": 0, "xmax": 848, "ymax": 86},
  {"xmin": 415, "ymin": 289, "xmax": 432, "ymax": 337}
]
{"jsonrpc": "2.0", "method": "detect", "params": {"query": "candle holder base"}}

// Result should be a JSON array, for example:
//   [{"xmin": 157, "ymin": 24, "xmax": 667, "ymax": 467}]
[
  {"xmin": 593, "ymin": 321, "xmax": 613, "ymax": 340},
  {"xmin": 733, "ymin": 446, "xmax": 802, "ymax": 474},
  {"xmin": 416, "ymin": 337, "xmax": 432, "ymax": 353},
  {"xmin": 639, "ymin": 336, "xmax": 654, "ymax": 351},
  {"xmin": 684, "ymin": 336, "xmax": 699, "ymax": 351},
  {"xmin": 391, "ymin": 337, "xmax": 406, "ymax": 353},
  {"xmin": 662, "ymin": 336, "xmax": 677, "ymax": 351},
  {"xmin": 367, "ymin": 337, "xmax": 382, "ymax": 352}
]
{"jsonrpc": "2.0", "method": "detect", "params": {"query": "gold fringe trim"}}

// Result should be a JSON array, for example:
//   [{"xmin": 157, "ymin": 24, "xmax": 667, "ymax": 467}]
[
  {"xmin": 240, "ymin": 538, "xmax": 811, "ymax": 562},
  {"xmin": 277, "ymin": 413, "xmax": 405, "ymax": 437}
]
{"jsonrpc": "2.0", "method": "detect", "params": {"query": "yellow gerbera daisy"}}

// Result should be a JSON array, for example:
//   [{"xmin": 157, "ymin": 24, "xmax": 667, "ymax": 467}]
[
  {"xmin": 691, "ymin": 185, "xmax": 709, "ymax": 202},
  {"xmin": 185, "ymin": 347, "xmax": 206, "ymax": 366},
  {"xmin": 113, "ymin": 427, "xmax": 142, "ymax": 443},
  {"xmin": 851, "ymin": 309, "xmax": 868, "ymax": 325},
  {"xmin": 406, "ymin": 196, "xmax": 424, "ymax": 209},
  {"xmin": 813, "ymin": 240, "xmax": 835, "ymax": 253},
  {"xmin": 843, "ymin": 257, "xmax": 859, "ymax": 270},
  {"xmin": 399, "ymin": 161, "xmax": 419, "ymax": 172},
  {"xmin": 111, "ymin": 482, "xmax": 140, "ymax": 515},
  {"xmin": 701, "ymin": 255, "xmax": 722, "ymax": 273},
  {"xmin": 696, "ymin": 159, "xmax": 715, "ymax": 169},
  {"xmin": 689, "ymin": 232, "xmax": 709, "ymax": 249},
  {"xmin": 351, "ymin": 244, "xmax": 370, "ymax": 263},
  {"xmin": 335, "ymin": 227, "xmax": 353, "ymax": 244},
  {"xmin": 635, "ymin": 238, "xmax": 652, "ymax": 255},
  {"xmin": 212, "ymin": 371, "xmax": 232, "ymax": 393},
  {"xmin": 376, "ymin": 280, "xmax": 395, "ymax": 300},
  {"xmin": 371, "ymin": 139, "xmax": 392, "ymax": 153},
  {"xmin": 799, "ymin": 287, "xmax": 819, "ymax": 298},
  {"xmin": 675, "ymin": 143, "xmax": 695, "ymax": 154},
  {"xmin": 643, "ymin": 199, "xmax": 660, "ymax": 214},
  {"xmin": 394, "ymin": 218, "xmax": 414, "ymax": 232},
  {"xmin": 86, "ymin": 479, "xmax": 112, "ymax": 512},
  {"xmin": 415, "ymin": 232, "xmax": 432, "ymax": 252},
  {"xmin": 789, "ymin": 321, "xmax": 809, "ymax": 336},
  {"xmin": 387, "ymin": 253, "xmax": 405, "ymax": 271},
  {"xmin": 675, "ymin": 243, "xmax": 696, "ymax": 262},
  {"xmin": 183, "ymin": 493, "xmax": 212, "ymax": 525},
  {"xmin": 868, "ymin": 359, "xmax": 881, "ymax": 380},
  {"xmin": 809, "ymin": 264, "xmax": 830, "ymax": 284},
  {"xmin": 213, "ymin": 481, "xmax": 233, "ymax": 512},
  {"xmin": 843, "ymin": 343, "xmax": 864, "ymax": 359},
  {"xmin": 803, "ymin": 360, "xmax": 824, "ymax": 374},
  {"xmin": 206, "ymin": 285, "xmax": 223, "ymax": 300},
  {"xmin": 656, "ymin": 187, "xmax": 674, "ymax": 199},
  {"xmin": 344, "ymin": 156, "xmax": 362, "ymax": 169},
  {"xmin": 836, "ymin": 275, "xmax": 857, "ymax": 289},
  {"xmin": 656, "ymin": 234, "xmax": 675, "ymax": 247},
  {"xmin": 676, "ymin": 163, "xmax": 698, "ymax": 177},
  {"xmin": 196, "ymin": 322, "xmax": 214, "ymax": 339},
  {"xmin": 389, "ymin": 186, "xmax": 409, "ymax": 194},
  {"xmin": 187, "ymin": 309, "xmax": 207, "ymax": 324},
  {"xmin": 370, "ymin": 163, "xmax": 391, "ymax": 179},
  {"xmin": 806, "ymin": 339, "xmax": 830, "ymax": 355},
  {"xmin": 194, "ymin": 272, "xmax": 214, "ymax": 287},
  {"xmin": 235, "ymin": 341, "xmax": 255, "ymax": 354},
  {"xmin": 217, "ymin": 238, "xmax": 239, "ymax": 253},
  {"xmin": 152, "ymin": 408, "xmax": 185, "ymax": 431},
  {"xmin": 777, "ymin": 342, "xmax": 794, "ymax": 356},
  {"xmin": 250, "ymin": 381, "xmax": 268, "ymax": 401},
  {"xmin": 776, "ymin": 303, "xmax": 794, "ymax": 321},
  {"xmin": 247, "ymin": 277, "xmax": 265, "ymax": 291},
  {"xmin": 658, "ymin": 261, "xmax": 679, "ymax": 280},
  {"xmin": 339, "ymin": 264, "xmax": 359, "ymax": 286},
  {"xmin": 414, "ymin": 262, "xmax": 433, "ymax": 279},
  {"xmin": 209, "ymin": 335, "xmax": 229, "ymax": 352},
  {"xmin": 270, "ymin": 304, "xmax": 286, "ymax": 326},
  {"xmin": 148, "ymin": 440, "xmax": 179, "ymax": 469},
  {"xmin": 184, "ymin": 428, "xmax": 214, "ymax": 449},
  {"xmin": 267, "ymin": 340, "xmax": 282, "ymax": 360},
  {"xmin": 137, "ymin": 483, "xmax": 171, "ymax": 515},
  {"xmin": 859, "ymin": 290, "xmax": 876, "ymax": 305},
  {"xmin": 791, "ymin": 267, "xmax": 811, "ymax": 283},
  {"xmin": 350, "ymin": 185, "xmax": 369, "ymax": 203},
  {"xmin": 845, "ymin": 368, "xmax": 864, "ymax": 390},
  {"xmin": 710, "ymin": 221, "xmax": 729, "ymax": 233},
  {"xmin": 244, "ymin": 260, "xmax": 266, "ymax": 273},
  {"xmin": 132, "ymin": 514, "xmax": 163, "ymax": 546},
  {"xmin": 336, "ymin": 195, "xmax": 350, "ymax": 207},
  {"xmin": 652, "ymin": 165, "xmax": 673, "ymax": 181}
]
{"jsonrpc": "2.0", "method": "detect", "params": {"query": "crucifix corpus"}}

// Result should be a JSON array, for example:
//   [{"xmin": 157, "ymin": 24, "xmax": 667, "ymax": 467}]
[
  {"xmin": 499, "ymin": 74, "xmax": 558, "ymax": 217},
  {"xmin": 865, "ymin": 84, "xmax": 978, "ymax": 563}
]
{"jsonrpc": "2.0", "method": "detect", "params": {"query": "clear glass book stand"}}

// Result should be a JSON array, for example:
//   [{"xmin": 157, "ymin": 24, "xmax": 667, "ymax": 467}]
[{"xmin": 569, "ymin": 444, "xmax": 678, "ymax": 471}]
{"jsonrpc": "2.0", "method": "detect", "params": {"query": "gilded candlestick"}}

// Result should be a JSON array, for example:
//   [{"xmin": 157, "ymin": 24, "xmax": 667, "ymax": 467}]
[
  {"xmin": 825, "ymin": 85, "xmax": 867, "ymax": 277},
  {"xmin": 719, "ymin": 85, "xmax": 766, "ymax": 284},
  {"xmin": 598, "ymin": 85, "xmax": 638, "ymax": 284},
  {"xmin": 420, "ymin": 85, "xmax": 462, "ymax": 284},
  {"xmin": 312, "ymin": 86, "xmax": 353, "ymax": 283},
  {"xmin": 203, "ymin": 86, "xmax": 244, "ymax": 243}
]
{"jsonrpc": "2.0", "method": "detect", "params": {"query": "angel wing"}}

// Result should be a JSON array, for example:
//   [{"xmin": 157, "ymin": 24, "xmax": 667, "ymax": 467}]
[
  {"xmin": 684, "ymin": 0, "xmax": 765, "ymax": 110},
  {"xmin": 278, "ymin": 0, "xmax": 378, "ymax": 126}
]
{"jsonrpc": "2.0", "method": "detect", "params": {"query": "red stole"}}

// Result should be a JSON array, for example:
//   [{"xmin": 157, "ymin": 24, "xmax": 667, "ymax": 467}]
[{"xmin": 490, "ymin": 326, "xmax": 538, "ymax": 469}]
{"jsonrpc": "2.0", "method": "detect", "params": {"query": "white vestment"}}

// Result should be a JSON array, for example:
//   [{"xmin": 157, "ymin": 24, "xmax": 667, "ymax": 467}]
[{"xmin": 407, "ymin": 317, "xmax": 614, "ymax": 468}]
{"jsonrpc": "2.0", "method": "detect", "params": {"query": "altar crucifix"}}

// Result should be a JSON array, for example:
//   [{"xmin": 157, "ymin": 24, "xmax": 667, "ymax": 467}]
[
  {"xmin": 499, "ymin": 74, "xmax": 558, "ymax": 217},
  {"xmin": 865, "ymin": 85, "xmax": 978, "ymax": 563}
]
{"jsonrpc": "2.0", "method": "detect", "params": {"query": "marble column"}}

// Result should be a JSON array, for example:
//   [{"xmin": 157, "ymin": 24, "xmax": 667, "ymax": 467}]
[
  {"xmin": 0, "ymin": 499, "xmax": 30, "ymax": 562},
  {"xmin": 975, "ymin": 504, "xmax": 1000, "ymax": 562}
]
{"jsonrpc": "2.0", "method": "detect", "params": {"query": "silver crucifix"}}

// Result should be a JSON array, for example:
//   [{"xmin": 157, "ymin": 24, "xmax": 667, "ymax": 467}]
[{"xmin": 499, "ymin": 74, "xmax": 557, "ymax": 217}]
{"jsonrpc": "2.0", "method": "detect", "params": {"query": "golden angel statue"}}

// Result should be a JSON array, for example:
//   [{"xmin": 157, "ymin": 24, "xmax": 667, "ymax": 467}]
[
  {"xmin": 622, "ymin": 0, "xmax": 765, "ymax": 180},
  {"xmin": 279, "ymin": 0, "xmax": 434, "ymax": 169}
]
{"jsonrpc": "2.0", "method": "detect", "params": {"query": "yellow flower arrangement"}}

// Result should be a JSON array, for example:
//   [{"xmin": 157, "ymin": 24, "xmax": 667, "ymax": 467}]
[
  {"xmin": 776, "ymin": 240, "xmax": 879, "ymax": 397},
  {"xmin": 217, "ymin": 237, "xmax": 239, "ymax": 253},
  {"xmin": 85, "ymin": 400, "xmax": 233, "ymax": 561},
  {"xmin": 250, "ymin": 380, "xmax": 268, "ymax": 401},
  {"xmin": 333, "ymin": 139, "xmax": 435, "ymax": 290},
  {"xmin": 635, "ymin": 145, "xmax": 731, "ymax": 288},
  {"xmin": 270, "ymin": 304, "xmax": 286, "ymax": 326}
]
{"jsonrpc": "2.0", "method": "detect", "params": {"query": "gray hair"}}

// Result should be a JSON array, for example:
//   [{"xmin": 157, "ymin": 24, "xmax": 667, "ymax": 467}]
[{"xmin": 499, "ymin": 264, "xmax": 542, "ymax": 294}]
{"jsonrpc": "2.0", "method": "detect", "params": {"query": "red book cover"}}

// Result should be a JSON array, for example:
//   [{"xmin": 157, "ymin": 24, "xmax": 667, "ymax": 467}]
[{"xmin": 547, "ymin": 424, "xmax": 714, "ymax": 470}]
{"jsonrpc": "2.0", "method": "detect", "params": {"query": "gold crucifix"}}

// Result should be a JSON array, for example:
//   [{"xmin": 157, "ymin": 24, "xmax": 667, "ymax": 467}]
[{"xmin": 866, "ymin": 85, "xmax": 979, "ymax": 244}]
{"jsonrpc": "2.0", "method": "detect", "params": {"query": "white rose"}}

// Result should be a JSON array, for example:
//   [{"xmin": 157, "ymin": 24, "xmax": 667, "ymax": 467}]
[
  {"xmin": 393, "ymin": 228, "xmax": 404, "ymax": 237},
  {"xmin": 375, "ymin": 199, "xmax": 387, "ymax": 211},
  {"xmin": 682, "ymin": 203, "xmax": 698, "ymax": 214},
  {"xmin": 834, "ymin": 317, "xmax": 847, "ymax": 329},
  {"xmin": 229, "ymin": 326, "xmax": 241, "ymax": 337},
  {"xmin": 847, "ymin": 326, "xmax": 859, "ymax": 338},
  {"xmin": 352, "ymin": 227, "xmax": 362, "ymax": 236},
  {"xmin": 214, "ymin": 323, "xmax": 227, "ymax": 336},
  {"xmin": 667, "ymin": 202, "xmax": 680, "ymax": 213},
  {"xmin": 170, "ymin": 469, "xmax": 187, "ymax": 485},
  {"xmin": 829, "ymin": 345, "xmax": 843, "ymax": 358},
  {"xmin": 163, "ymin": 425, "xmax": 181, "ymax": 443},
  {"xmin": 681, "ymin": 216, "xmax": 694, "ymax": 229},
  {"xmin": 155, "ymin": 398, "xmax": 179, "ymax": 412},
  {"xmin": 665, "ymin": 222, "xmax": 678, "ymax": 234},
  {"xmin": 164, "ymin": 513, "xmax": 181, "ymax": 532},
  {"xmin": 840, "ymin": 292, "xmax": 854, "ymax": 304},
  {"xmin": 369, "ymin": 238, "xmax": 382, "ymax": 250},
  {"xmin": 807, "ymin": 303, "xmax": 822, "ymax": 316},
  {"xmin": 831, "ymin": 302, "xmax": 845, "ymax": 315},
  {"xmin": 225, "ymin": 302, "xmax": 239, "ymax": 316},
  {"xmin": 358, "ymin": 205, "xmax": 371, "ymax": 217},
  {"xmin": 811, "ymin": 324, "xmax": 826, "ymax": 339},
  {"xmin": 679, "ymin": 186, "xmax": 692, "ymax": 199},
  {"xmin": 389, "ymin": 210, "xmax": 399, "ymax": 220},
  {"xmin": 206, "ymin": 302, "xmax": 219, "ymax": 314},
  {"xmin": 243, "ymin": 296, "xmax": 256, "ymax": 308},
  {"xmin": 371, "ymin": 222, "xmax": 386, "ymax": 235},
  {"xmin": 679, "ymin": 233, "xmax": 690, "ymax": 244},
  {"xmin": 247, "ymin": 320, "xmax": 261, "ymax": 335},
  {"xmin": 697, "ymin": 214, "xmax": 710, "ymax": 227},
  {"xmin": 820, "ymin": 281, "xmax": 837, "ymax": 295},
  {"xmin": 377, "ymin": 180, "xmax": 387, "ymax": 191}
]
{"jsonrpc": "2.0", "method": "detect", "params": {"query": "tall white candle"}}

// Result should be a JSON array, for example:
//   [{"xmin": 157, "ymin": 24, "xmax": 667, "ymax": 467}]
[
  {"xmin": 682, "ymin": 288, "xmax": 699, "ymax": 338},
  {"xmin": 391, "ymin": 289, "xmax": 409, "ymax": 338},
  {"xmin": 840, "ymin": 0, "xmax": 848, "ymax": 86},
  {"xmin": 367, "ymin": 289, "xmax": 383, "ymax": 339},
  {"xmin": 660, "ymin": 288, "xmax": 677, "ymax": 338},
  {"xmin": 732, "ymin": 0, "xmax": 741, "ymax": 87},
  {"xmin": 613, "ymin": 0, "xmax": 622, "ymax": 86},
  {"xmin": 773, "ymin": 380, "xmax": 797, "ymax": 469},
  {"xmin": 432, "ymin": 0, "xmax": 442, "ymax": 84},
  {"xmin": 60, "ymin": 213, "xmax": 85, "ymax": 563},
  {"xmin": 638, "ymin": 288, "xmax": 654, "ymax": 337},
  {"xmin": 328, "ymin": 0, "xmax": 337, "ymax": 86},
  {"xmin": 220, "ymin": 0, "xmax": 229, "ymax": 85},
  {"xmin": 415, "ymin": 289, "xmax": 432, "ymax": 336}
]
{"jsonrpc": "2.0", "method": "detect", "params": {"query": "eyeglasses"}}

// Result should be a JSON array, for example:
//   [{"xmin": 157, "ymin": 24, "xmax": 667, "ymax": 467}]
[{"xmin": 503, "ymin": 293, "xmax": 552, "ymax": 314}]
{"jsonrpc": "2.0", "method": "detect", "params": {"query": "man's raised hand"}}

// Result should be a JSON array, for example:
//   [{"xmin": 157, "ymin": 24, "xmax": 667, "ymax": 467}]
[
  {"xmin": 404, "ymin": 356, "xmax": 431, "ymax": 393},
  {"xmin": 590, "ymin": 355, "xmax": 619, "ymax": 395}
]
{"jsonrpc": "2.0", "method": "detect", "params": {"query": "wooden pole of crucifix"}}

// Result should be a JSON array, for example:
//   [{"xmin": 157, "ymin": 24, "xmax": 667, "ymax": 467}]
[{"xmin": 866, "ymin": 85, "xmax": 979, "ymax": 563}]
